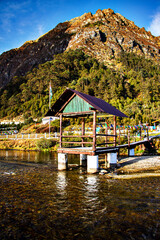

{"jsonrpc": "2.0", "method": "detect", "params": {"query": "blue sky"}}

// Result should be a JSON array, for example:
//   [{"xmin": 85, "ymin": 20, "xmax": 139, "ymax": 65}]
[{"xmin": 0, "ymin": 0, "xmax": 160, "ymax": 55}]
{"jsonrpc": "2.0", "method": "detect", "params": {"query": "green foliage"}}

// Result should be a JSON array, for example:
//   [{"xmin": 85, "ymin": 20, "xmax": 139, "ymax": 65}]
[
  {"xmin": 83, "ymin": 21, "xmax": 104, "ymax": 28},
  {"xmin": 36, "ymin": 138, "xmax": 54, "ymax": 150},
  {"xmin": 0, "ymin": 49, "xmax": 159, "ymax": 125}
]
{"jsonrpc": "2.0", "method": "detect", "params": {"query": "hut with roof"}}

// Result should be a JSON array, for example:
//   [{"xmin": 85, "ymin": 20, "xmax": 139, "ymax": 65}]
[{"xmin": 46, "ymin": 88, "xmax": 128, "ymax": 173}]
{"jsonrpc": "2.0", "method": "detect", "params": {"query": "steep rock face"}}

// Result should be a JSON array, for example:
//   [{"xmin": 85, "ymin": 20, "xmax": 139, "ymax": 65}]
[
  {"xmin": 0, "ymin": 9, "xmax": 159, "ymax": 89},
  {"xmin": 66, "ymin": 9, "xmax": 160, "ymax": 63},
  {"xmin": 0, "ymin": 22, "xmax": 72, "ymax": 88}
]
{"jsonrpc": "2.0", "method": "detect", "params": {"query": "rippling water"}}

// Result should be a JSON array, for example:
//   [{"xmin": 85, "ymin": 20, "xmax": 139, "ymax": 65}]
[{"xmin": 0, "ymin": 150, "xmax": 160, "ymax": 239}]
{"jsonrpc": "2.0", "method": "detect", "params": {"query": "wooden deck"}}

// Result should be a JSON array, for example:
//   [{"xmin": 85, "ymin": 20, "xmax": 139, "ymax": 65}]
[{"xmin": 58, "ymin": 146, "xmax": 119, "ymax": 155}]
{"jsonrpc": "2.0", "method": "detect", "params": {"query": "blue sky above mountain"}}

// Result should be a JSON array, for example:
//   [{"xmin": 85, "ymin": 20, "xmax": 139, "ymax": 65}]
[{"xmin": 0, "ymin": 0, "xmax": 160, "ymax": 55}]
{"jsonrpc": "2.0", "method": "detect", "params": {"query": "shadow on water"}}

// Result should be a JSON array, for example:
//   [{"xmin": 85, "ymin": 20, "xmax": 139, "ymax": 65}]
[{"xmin": 0, "ymin": 150, "xmax": 160, "ymax": 239}]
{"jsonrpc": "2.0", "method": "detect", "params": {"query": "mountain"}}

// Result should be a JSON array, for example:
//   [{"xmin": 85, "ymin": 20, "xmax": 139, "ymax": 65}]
[{"xmin": 0, "ymin": 8, "xmax": 160, "ymax": 89}]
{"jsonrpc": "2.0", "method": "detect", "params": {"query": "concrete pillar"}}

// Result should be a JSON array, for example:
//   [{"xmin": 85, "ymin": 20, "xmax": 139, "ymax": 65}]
[
  {"xmin": 80, "ymin": 154, "xmax": 87, "ymax": 166},
  {"xmin": 58, "ymin": 153, "xmax": 68, "ymax": 170},
  {"xmin": 128, "ymin": 148, "xmax": 135, "ymax": 157},
  {"xmin": 87, "ymin": 155, "xmax": 99, "ymax": 173},
  {"xmin": 107, "ymin": 152, "xmax": 117, "ymax": 167}
]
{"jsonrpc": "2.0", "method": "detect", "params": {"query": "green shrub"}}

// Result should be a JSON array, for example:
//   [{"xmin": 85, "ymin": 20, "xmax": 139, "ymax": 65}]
[{"xmin": 36, "ymin": 138, "xmax": 54, "ymax": 150}]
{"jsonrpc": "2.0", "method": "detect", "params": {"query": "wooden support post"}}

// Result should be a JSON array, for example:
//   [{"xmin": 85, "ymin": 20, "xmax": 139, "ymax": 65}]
[
  {"xmin": 105, "ymin": 154, "xmax": 110, "ymax": 168},
  {"xmin": 114, "ymin": 116, "xmax": 116, "ymax": 147},
  {"xmin": 82, "ymin": 118, "xmax": 85, "ymax": 147},
  {"xmin": 93, "ymin": 111, "xmax": 96, "ymax": 152},
  {"xmin": 147, "ymin": 126, "xmax": 149, "ymax": 141},
  {"xmin": 59, "ymin": 114, "xmax": 62, "ymax": 148},
  {"xmin": 140, "ymin": 127, "xmax": 142, "ymax": 141},
  {"xmin": 140, "ymin": 127, "xmax": 142, "ymax": 150},
  {"xmin": 105, "ymin": 118, "xmax": 108, "ymax": 147},
  {"xmin": 118, "ymin": 128, "xmax": 121, "ymax": 145}
]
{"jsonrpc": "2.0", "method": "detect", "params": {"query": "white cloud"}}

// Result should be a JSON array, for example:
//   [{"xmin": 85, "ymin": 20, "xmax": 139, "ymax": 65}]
[
  {"xmin": 38, "ymin": 24, "xmax": 44, "ymax": 37},
  {"xmin": 0, "ymin": 1, "xmax": 31, "ymax": 32},
  {"xmin": 148, "ymin": 12, "xmax": 160, "ymax": 36}
]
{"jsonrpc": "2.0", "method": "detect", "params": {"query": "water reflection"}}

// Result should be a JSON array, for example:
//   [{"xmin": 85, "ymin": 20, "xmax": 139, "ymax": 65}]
[
  {"xmin": 0, "ymin": 150, "xmax": 160, "ymax": 239},
  {"xmin": 85, "ymin": 175, "xmax": 98, "ymax": 193},
  {"xmin": 0, "ymin": 149, "xmax": 57, "ymax": 165},
  {"xmin": 56, "ymin": 171, "xmax": 67, "ymax": 192}
]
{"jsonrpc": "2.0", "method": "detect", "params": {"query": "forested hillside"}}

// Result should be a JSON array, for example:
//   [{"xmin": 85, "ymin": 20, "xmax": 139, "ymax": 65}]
[{"xmin": 0, "ymin": 49, "xmax": 159, "ymax": 124}]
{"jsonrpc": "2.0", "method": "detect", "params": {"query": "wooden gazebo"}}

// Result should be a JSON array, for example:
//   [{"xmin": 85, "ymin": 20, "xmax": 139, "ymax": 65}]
[{"xmin": 46, "ymin": 88, "xmax": 128, "ymax": 172}]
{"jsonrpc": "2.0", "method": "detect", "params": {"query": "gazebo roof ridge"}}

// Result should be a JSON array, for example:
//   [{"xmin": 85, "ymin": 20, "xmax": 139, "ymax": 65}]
[{"xmin": 45, "ymin": 88, "xmax": 128, "ymax": 118}]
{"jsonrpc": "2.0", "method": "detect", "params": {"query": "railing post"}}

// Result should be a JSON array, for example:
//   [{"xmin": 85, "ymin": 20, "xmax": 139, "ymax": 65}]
[
  {"xmin": 118, "ymin": 128, "xmax": 121, "ymax": 145},
  {"xmin": 60, "ymin": 114, "xmax": 62, "ymax": 148},
  {"xmin": 114, "ymin": 116, "xmax": 116, "ymax": 147},
  {"xmin": 93, "ymin": 110, "xmax": 96, "ymax": 152},
  {"xmin": 105, "ymin": 118, "xmax": 108, "ymax": 147},
  {"xmin": 82, "ymin": 118, "xmax": 85, "ymax": 147},
  {"xmin": 147, "ymin": 126, "xmax": 149, "ymax": 141},
  {"xmin": 128, "ymin": 128, "xmax": 130, "ymax": 147}
]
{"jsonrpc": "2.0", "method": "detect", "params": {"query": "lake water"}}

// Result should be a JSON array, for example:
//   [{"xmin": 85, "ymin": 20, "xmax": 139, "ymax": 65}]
[{"xmin": 0, "ymin": 150, "xmax": 160, "ymax": 240}]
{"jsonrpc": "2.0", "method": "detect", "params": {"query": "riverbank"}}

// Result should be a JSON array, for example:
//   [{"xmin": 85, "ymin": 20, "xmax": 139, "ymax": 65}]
[
  {"xmin": 104, "ymin": 155, "xmax": 160, "ymax": 179},
  {"xmin": 0, "ymin": 138, "xmax": 57, "ymax": 151}
]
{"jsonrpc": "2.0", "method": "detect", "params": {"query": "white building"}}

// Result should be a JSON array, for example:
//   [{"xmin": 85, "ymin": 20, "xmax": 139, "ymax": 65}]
[{"xmin": 42, "ymin": 116, "xmax": 59, "ymax": 125}]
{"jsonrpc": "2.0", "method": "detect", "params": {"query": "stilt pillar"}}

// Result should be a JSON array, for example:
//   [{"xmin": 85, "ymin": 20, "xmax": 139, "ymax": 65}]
[
  {"xmin": 58, "ymin": 153, "xmax": 68, "ymax": 170},
  {"xmin": 80, "ymin": 154, "xmax": 87, "ymax": 166},
  {"xmin": 107, "ymin": 152, "xmax": 117, "ymax": 168},
  {"xmin": 87, "ymin": 155, "xmax": 99, "ymax": 173},
  {"xmin": 128, "ymin": 148, "xmax": 135, "ymax": 157}
]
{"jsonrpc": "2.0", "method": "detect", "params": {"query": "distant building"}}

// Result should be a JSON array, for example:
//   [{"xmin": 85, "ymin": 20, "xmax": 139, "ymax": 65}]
[{"xmin": 42, "ymin": 116, "xmax": 59, "ymax": 125}]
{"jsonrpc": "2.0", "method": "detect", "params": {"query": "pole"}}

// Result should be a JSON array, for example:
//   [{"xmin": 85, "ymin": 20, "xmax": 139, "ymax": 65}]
[
  {"xmin": 82, "ymin": 118, "xmax": 85, "ymax": 147},
  {"xmin": 93, "ymin": 111, "xmax": 96, "ymax": 152},
  {"xmin": 60, "ymin": 114, "xmax": 62, "ymax": 148},
  {"xmin": 114, "ymin": 116, "xmax": 116, "ymax": 147},
  {"xmin": 105, "ymin": 118, "xmax": 108, "ymax": 147},
  {"xmin": 49, "ymin": 117, "xmax": 51, "ymax": 139},
  {"xmin": 49, "ymin": 81, "xmax": 52, "ymax": 110},
  {"xmin": 49, "ymin": 82, "xmax": 51, "ymax": 109}
]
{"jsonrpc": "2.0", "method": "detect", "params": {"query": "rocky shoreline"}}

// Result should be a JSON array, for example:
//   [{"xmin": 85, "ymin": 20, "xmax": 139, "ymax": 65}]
[{"xmin": 106, "ymin": 155, "xmax": 160, "ymax": 179}]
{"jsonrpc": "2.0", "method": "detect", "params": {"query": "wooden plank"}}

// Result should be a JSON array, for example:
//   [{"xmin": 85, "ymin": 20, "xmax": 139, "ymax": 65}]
[
  {"xmin": 95, "ymin": 148, "xmax": 119, "ymax": 154},
  {"xmin": 62, "ymin": 141, "xmax": 93, "ymax": 144},
  {"xmin": 61, "ymin": 111, "xmax": 93, "ymax": 117},
  {"xmin": 96, "ymin": 134, "xmax": 117, "ymax": 137},
  {"xmin": 96, "ymin": 142, "xmax": 114, "ymax": 146},
  {"xmin": 61, "ymin": 135, "xmax": 93, "ymax": 138},
  {"xmin": 58, "ymin": 150, "xmax": 94, "ymax": 155}
]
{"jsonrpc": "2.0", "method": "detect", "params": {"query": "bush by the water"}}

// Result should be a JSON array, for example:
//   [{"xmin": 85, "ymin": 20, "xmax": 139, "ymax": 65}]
[{"xmin": 36, "ymin": 138, "xmax": 54, "ymax": 150}]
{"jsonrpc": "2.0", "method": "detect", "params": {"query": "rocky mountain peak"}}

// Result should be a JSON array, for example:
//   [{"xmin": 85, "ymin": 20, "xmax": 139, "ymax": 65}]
[{"xmin": 0, "ymin": 8, "xmax": 159, "ymax": 89}]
